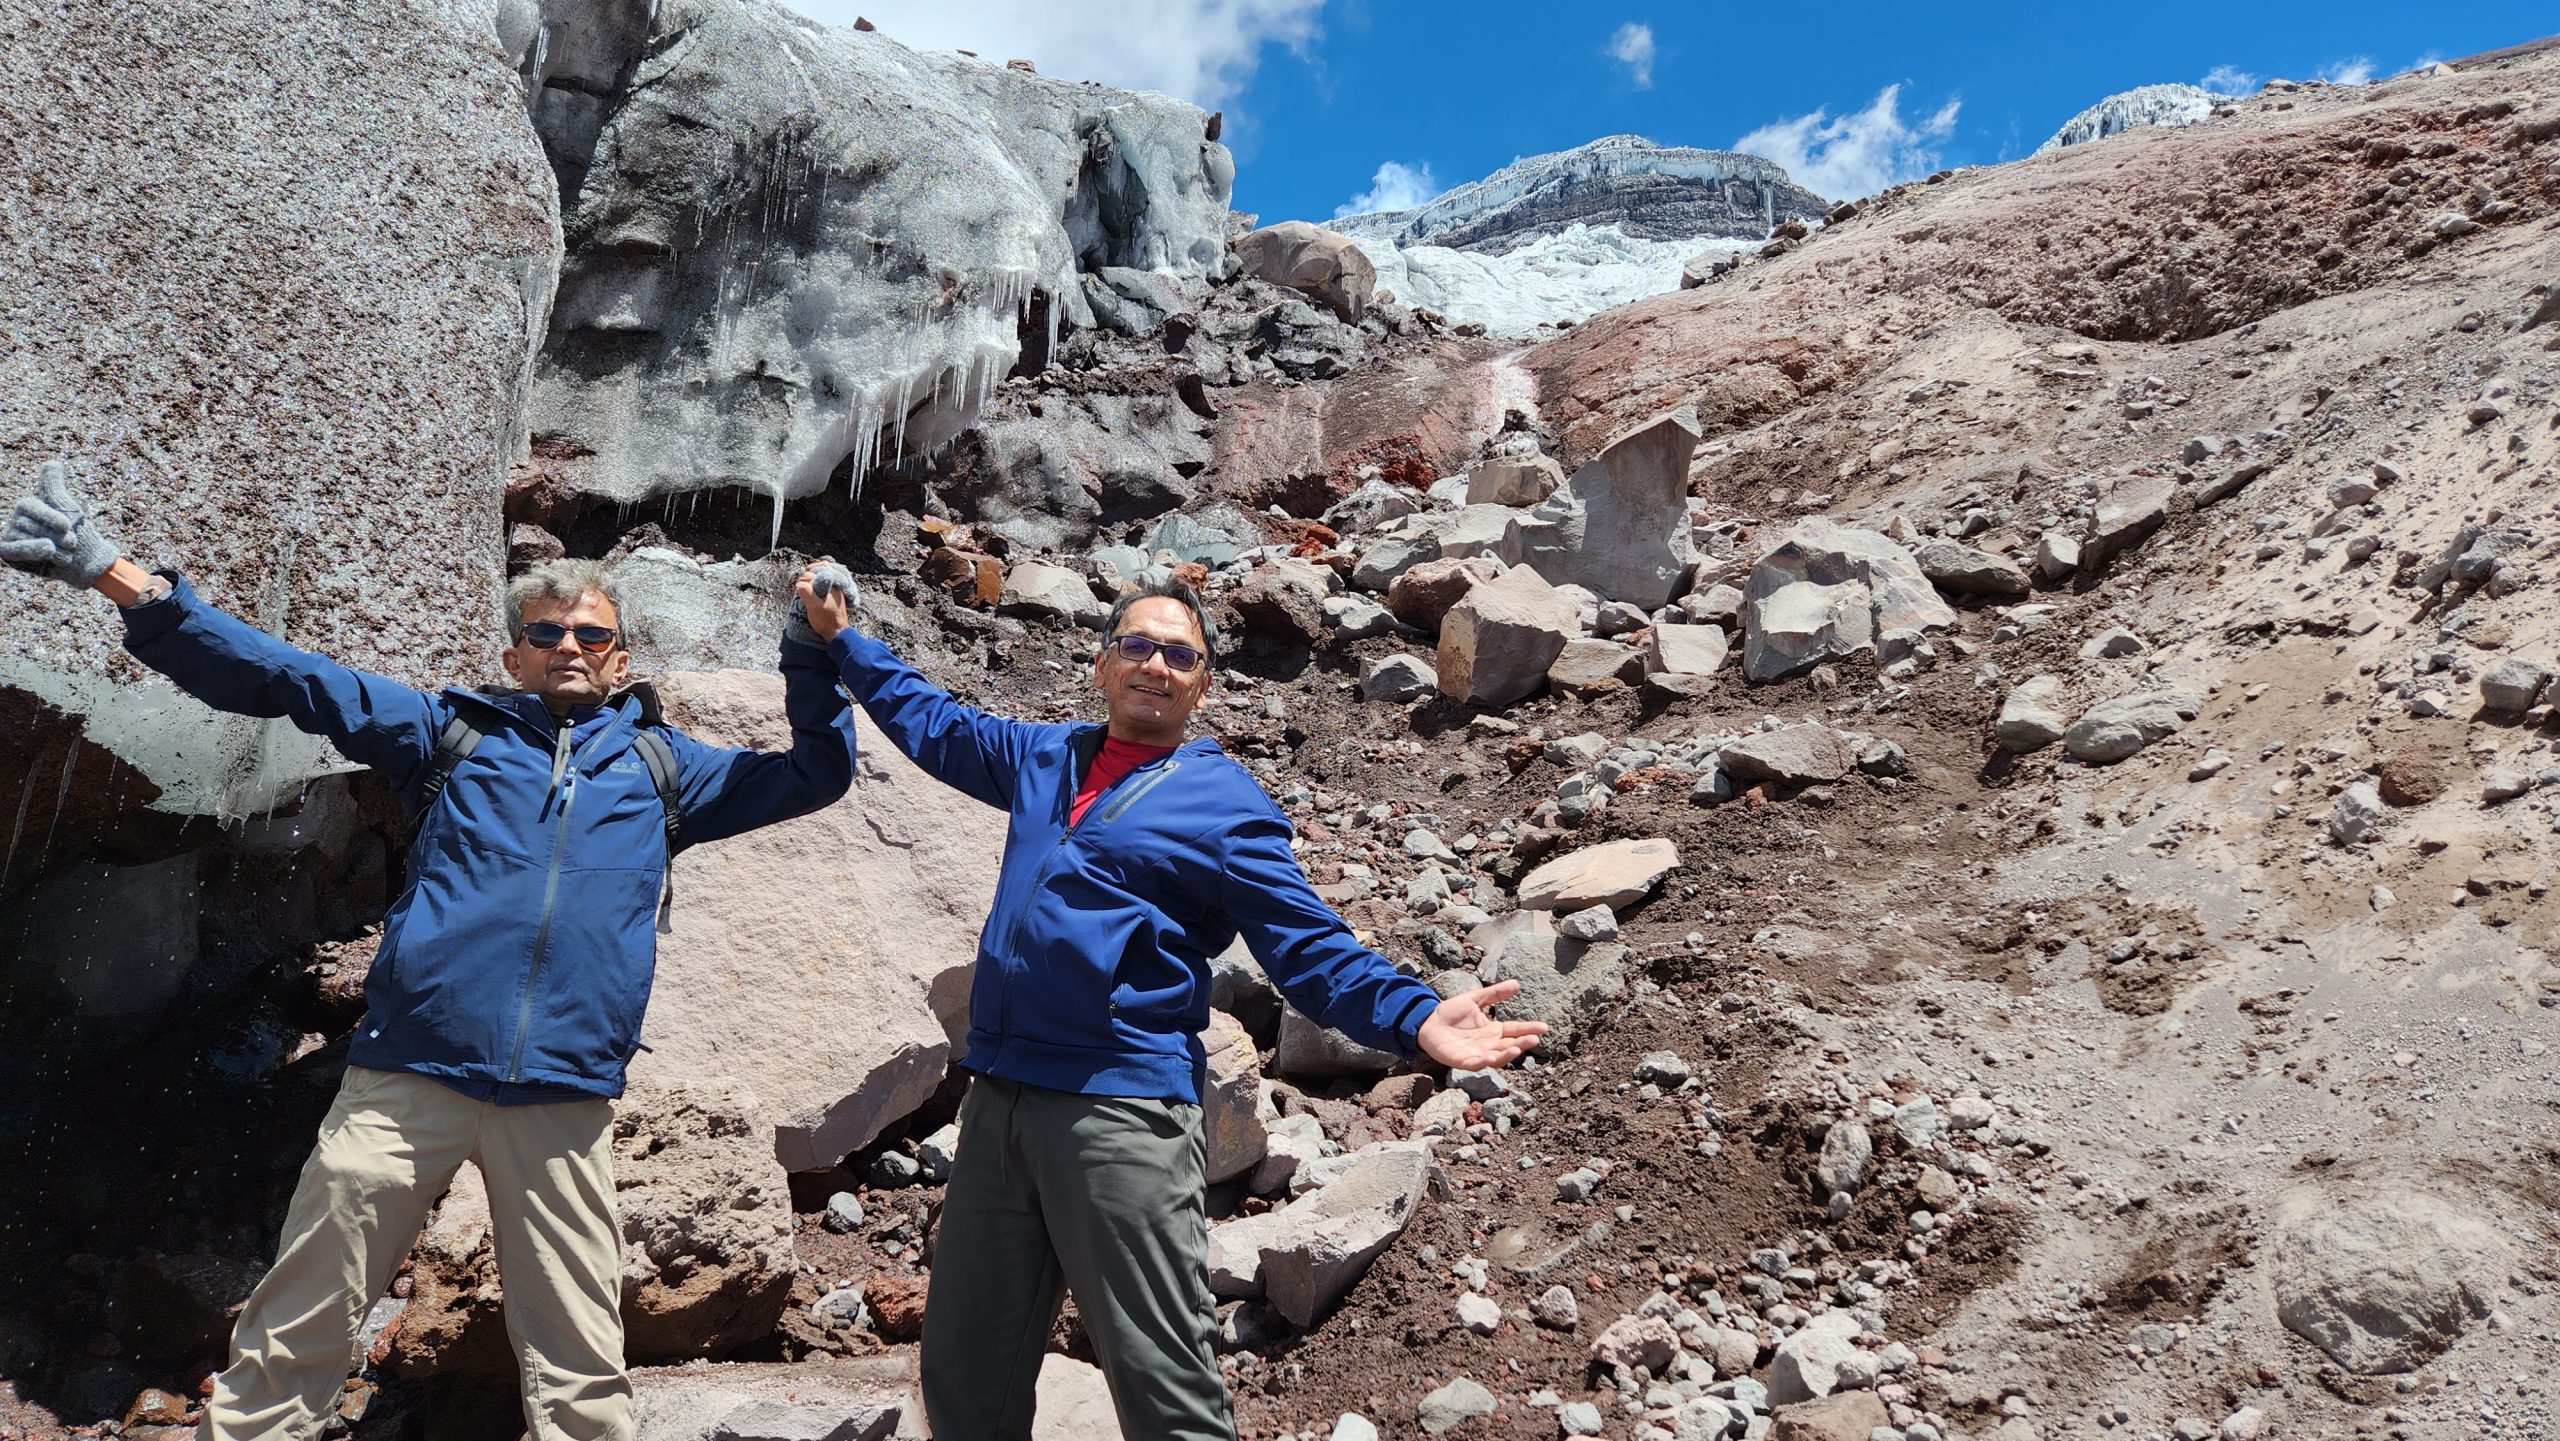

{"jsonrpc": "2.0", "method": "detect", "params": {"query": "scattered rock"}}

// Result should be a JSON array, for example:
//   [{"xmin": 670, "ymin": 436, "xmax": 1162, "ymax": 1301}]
[
  {"xmin": 1994, "ymin": 675, "xmax": 2070, "ymax": 753},
  {"xmin": 1531, "ymin": 1284, "xmax": 1580, "ymax": 1329},
  {"xmin": 1740, "ymin": 520, "xmax": 1953, "ymax": 682},
  {"xmin": 2328, "ymin": 781, "xmax": 2385, "ymax": 846},
  {"xmin": 2478, "ymin": 657, "xmax": 2550, "ymax": 714},
  {"xmin": 2063, "ymin": 690, "xmax": 2202, "ymax": 764},
  {"xmin": 1591, "ymin": 1314, "xmax": 1679, "ymax": 1372},
  {"xmin": 1417, "ymin": 1377, "xmax": 1499, "ymax": 1435},
  {"xmin": 1516, "ymin": 837, "xmax": 1679, "ymax": 911},
  {"xmin": 1914, "ymin": 539, "xmax": 2030, "ymax": 597},
  {"xmin": 1814, "ymin": 1121, "xmax": 1872, "ymax": 1196},
  {"xmin": 1717, "ymin": 724, "xmax": 1854, "ymax": 788},
  {"xmin": 1767, "ymin": 1312, "xmax": 1868, "ymax": 1405},
  {"xmin": 1513, "ymin": 407, "xmax": 1702, "ymax": 607},
  {"xmin": 2271, "ymin": 1181, "xmax": 2510, "ymax": 1374},
  {"xmin": 1769, "ymin": 1390, "xmax": 1892, "ymax": 1441},
  {"xmin": 1359, "ymin": 653, "xmax": 1439, "ymax": 703},
  {"xmin": 1437, "ymin": 564, "xmax": 1577, "ymax": 706}
]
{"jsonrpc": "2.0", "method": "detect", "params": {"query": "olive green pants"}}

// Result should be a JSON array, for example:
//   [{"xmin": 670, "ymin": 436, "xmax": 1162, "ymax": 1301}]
[
  {"xmin": 920, "ymin": 1074, "xmax": 1235, "ymax": 1441},
  {"xmin": 203, "ymin": 1066, "xmax": 629, "ymax": 1441}
]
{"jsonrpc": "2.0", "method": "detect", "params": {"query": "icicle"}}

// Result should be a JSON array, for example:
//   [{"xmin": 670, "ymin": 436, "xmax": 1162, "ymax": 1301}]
[{"xmin": 769, "ymin": 483, "xmax": 787, "ymax": 551}]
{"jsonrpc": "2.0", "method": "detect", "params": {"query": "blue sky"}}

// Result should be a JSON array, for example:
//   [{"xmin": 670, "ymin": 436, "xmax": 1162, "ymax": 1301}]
[{"xmin": 787, "ymin": 1, "xmax": 2554, "ymax": 216}]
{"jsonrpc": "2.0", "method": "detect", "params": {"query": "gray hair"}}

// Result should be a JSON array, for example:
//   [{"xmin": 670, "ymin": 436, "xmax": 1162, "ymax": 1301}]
[
  {"xmin": 1105, "ymin": 576, "xmax": 1219, "ymax": 670},
  {"xmin": 504, "ymin": 559, "xmax": 627, "ymax": 640}
]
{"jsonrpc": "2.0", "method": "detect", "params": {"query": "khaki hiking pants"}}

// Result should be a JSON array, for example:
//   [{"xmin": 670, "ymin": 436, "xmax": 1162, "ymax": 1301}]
[
  {"xmin": 203, "ymin": 1065, "xmax": 630, "ymax": 1441},
  {"xmin": 920, "ymin": 1074, "xmax": 1236, "ymax": 1441}
]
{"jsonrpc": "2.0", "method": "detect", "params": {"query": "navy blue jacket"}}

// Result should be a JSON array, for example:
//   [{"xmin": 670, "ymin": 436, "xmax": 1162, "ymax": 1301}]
[
  {"xmin": 121, "ymin": 574, "xmax": 856, "ymax": 1098},
  {"xmin": 827, "ymin": 630, "xmax": 1441, "ymax": 1103}
]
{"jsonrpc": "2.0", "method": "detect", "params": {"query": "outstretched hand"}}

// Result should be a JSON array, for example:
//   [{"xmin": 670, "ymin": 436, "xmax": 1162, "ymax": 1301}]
[
  {"xmin": 1, "ymin": 461, "xmax": 122, "ymax": 589},
  {"xmin": 787, "ymin": 560, "xmax": 857, "ymax": 645},
  {"xmin": 1415, "ymin": 979, "xmax": 1547, "ymax": 1072}
]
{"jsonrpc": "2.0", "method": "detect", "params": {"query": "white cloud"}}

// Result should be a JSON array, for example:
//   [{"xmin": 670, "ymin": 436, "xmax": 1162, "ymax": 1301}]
[
  {"xmin": 1733, "ymin": 84, "xmax": 1960, "ymax": 203},
  {"xmin": 1334, "ymin": 160, "xmax": 1441, "ymax": 217},
  {"xmin": 2200, "ymin": 64, "xmax": 2258, "ymax": 96},
  {"xmin": 777, "ymin": 0, "xmax": 1324, "ymax": 110},
  {"xmin": 2319, "ymin": 56, "xmax": 2376, "ymax": 86},
  {"xmin": 1608, "ymin": 22, "xmax": 1656, "ymax": 89}
]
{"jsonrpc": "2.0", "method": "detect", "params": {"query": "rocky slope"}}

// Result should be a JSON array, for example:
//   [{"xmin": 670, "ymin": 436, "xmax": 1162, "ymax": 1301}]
[
  {"xmin": 1327, "ymin": 137, "xmax": 1831, "ymax": 337},
  {"xmin": 2, "ymin": 13, "xmax": 2559, "ymax": 1441}
]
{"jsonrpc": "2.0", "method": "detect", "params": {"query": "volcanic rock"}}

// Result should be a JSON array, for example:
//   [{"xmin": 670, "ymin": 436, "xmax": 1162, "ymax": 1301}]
[{"xmin": 1437, "ymin": 565, "xmax": 1575, "ymax": 706}]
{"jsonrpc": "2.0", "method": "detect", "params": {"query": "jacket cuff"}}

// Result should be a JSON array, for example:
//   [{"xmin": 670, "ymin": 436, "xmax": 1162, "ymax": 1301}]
[
  {"xmin": 117, "ymin": 569, "xmax": 191, "ymax": 648},
  {"xmin": 1390, "ymin": 990, "xmax": 1439, "ymax": 1056}
]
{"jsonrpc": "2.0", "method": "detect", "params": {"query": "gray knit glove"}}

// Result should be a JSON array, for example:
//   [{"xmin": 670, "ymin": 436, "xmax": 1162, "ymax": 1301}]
[
  {"xmin": 1, "ymin": 461, "xmax": 121, "ymax": 588},
  {"xmin": 785, "ymin": 561, "xmax": 857, "ymax": 646}
]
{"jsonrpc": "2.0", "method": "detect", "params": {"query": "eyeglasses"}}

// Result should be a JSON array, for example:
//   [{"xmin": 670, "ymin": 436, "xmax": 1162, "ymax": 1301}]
[
  {"xmin": 521, "ymin": 621, "xmax": 621, "ymax": 654},
  {"xmin": 1109, "ymin": 634, "xmax": 1205, "ymax": 673}
]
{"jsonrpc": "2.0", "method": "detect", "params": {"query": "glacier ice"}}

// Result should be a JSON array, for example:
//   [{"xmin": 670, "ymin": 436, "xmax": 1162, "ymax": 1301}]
[
  {"xmin": 1360, "ymin": 225, "xmax": 1755, "ymax": 338},
  {"xmin": 2035, "ymin": 84, "xmax": 2222, "ymax": 155},
  {"xmin": 527, "ymin": 0, "xmax": 1236, "ymax": 535},
  {"xmin": 1326, "ymin": 135, "xmax": 1822, "ymax": 335}
]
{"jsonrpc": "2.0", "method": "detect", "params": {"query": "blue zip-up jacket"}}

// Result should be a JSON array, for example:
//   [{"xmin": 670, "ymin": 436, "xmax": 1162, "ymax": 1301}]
[
  {"xmin": 120, "ymin": 573, "xmax": 856, "ymax": 1099},
  {"xmin": 827, "ymin": 629, "xmax": 1441, "ymax": 1103}
]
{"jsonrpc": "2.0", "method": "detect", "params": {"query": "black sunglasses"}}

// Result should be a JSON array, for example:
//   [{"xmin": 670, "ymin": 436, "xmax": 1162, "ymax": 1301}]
[
  {"xmin": 521, "ymin": 621, "xmax": 621, "ymax": 654},
  {"xmin": 1109, "ymin": 634, "xmax": 1204, "ymax": 673}
]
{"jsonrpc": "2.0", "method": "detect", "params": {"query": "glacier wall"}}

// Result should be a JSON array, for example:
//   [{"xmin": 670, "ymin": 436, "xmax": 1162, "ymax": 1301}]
[
  {"xmin": 1362, "ymin": 226, "xmax": 1755, "ymax": 338},
  {"xmin": 526, "ymin": 0, "xmax": 1237, "ymax": 532}
]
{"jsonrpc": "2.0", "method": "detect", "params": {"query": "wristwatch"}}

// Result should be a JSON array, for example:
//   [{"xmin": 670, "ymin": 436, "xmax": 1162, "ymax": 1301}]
[{"xmin": 119, "ymin": 577, "xmax": 172, "ymax": 608}]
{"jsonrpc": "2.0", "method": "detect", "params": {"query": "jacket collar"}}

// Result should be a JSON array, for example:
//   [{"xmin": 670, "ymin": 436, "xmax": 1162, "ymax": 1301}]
[{"xmin": 448, "ymin": 681, "xmax": 664, "ymax": 751}]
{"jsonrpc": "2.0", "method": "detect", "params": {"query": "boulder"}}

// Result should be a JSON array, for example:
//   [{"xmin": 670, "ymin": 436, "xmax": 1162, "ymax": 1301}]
[
  {"xmin": 1513, "ymin": 408, "xmax": 1702, "ymax": 607},
  {"xmin": 629, "ymin": 1358, "xmax": 911, "ymax": 1441},
  {"xmin": 532, "ymin": 5, "xmax": 1233, "ymax": 514},
  {"xmin": 999, "ymin": 562, "xmax": 1107, "ymax": 628},
  {"xmin": 1645, "ymin": 624, "xmax": 1730, "ymax": 678},
  {"xmin": 1202, "ymin": 1011, "xmax": 1269, "ymax": 1185},
  {"xmin": 2034, "ymin": 530, "xmax": 2081, "ymax": 580},
  {"xmin": 1546, "ymin": 639, "xmax": 1645, "ymax": 696},
  {"xmin": 1516, "ymin": 837, "xmax": 1680, "ymax": 911},
  {"xmin": 2478, "ymin": 657, "xmax": 2550, "ymax": 714},
  {"xmin": 1436, "ymin": 565, "xmax": 1575, "ymax": 707},
  {"xmin": 1359, "ymin": 654, "xmax": 1438, "ymax": 704},
  {"xmin": 1323, "ymin": 597, "xmax": 1398, "ymax": 644},
  {"xmin": 392, "ymin": 1076, "xmax": 792, "ymax": 1376},
  {"xmin": 2062, "ymin": 690, "xmax": 2202, "ymax": 764},
  {"xmin": 1466, "ymin": 456, "xmax": 1565, "ymax": 507},
  {"xmin": 1767, "ymin": 1312, "xmax": 1866, "ymax": 1405},
  {"xmin": 1351, "ymin": 532, "xmax": 1443, "ymax": 593},
  {"xmin": 1470, "ymin": 911, "xmax": 1630, "ymax": 1054},
  {"xmin": 1679, "ymin": 582, "xmax": 1747, "ymax": 629},
  {"xmin": 1275, "ymin": 1009, "xmax": 1403, "ymax": 1079},
  {"xmin": 0, "ymin": 0, "xmax": 559, "ymax": 818},
  {"xmin": 1031, "ymin": 1355, "xmax": 1122, "ymax": 1439},
  {"xmin": 1993, "ymin": 675, "xmax": 2070, "ymax": 753},
  {"xmin": 2329, "ymin": 781, "xmax": 2386, "ymax": 846},
  {"xmin": 2081, "ymin": 475, "xmax": 2176, "ymax": 564},
  {"xmin": 1770, "ymin": 1391, "xmax": 1892, "ymax": 1441},
  {"xmin": 1232, "ymin": 557, "xmax": 1336, "ymax": 644},
  {"xmin": 1250, "ymin": 1145, "xmax": 1433, "ymax": 1327},
  {"xmin": 1740, "ymin": 522, "xmax": 1953, "ymax": 683},
  {"xmin": 1815, "ymin": 1121, "xmax": 1872, "ymax": 1195},
  {"xmin": 1914, "ymin": 539, "xmax": 2031, "ymax": 598},
  {"xmin": 644, "ymin": 671, "xmax": 999, "ymax": 1172},
  {"xmin": 1418, "ymin": 505, "xmax": 1528, "ymax": 565},
  {"xmin": 1236, "ymin": 220, "xmax": 1378, "ymax": 322},
  {"xmin": 1417, "ymin": 1378, "xmax": 1498, "ymax": 1435},
  {"xmin": 1591, "ymin": 1314, "xmax": 1679, "ymax": 1371},
  {"xmin": 1718, "ymin": 725, "xmax": 1854, "ymax": 788},
  {"xmin": 614, "ymin": 550, "xmax": 798, "ymax": 675},
  {"xmin": 1386, "ymin": 555, "xmax": 1504, "ymax": 633},
  {"xmin": 2271, "ymin": 1181, "xmax": 2510, "ymax": 1374}
]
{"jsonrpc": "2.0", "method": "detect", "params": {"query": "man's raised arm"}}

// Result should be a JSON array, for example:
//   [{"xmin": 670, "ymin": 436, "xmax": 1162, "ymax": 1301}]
[
  {"xmin": 791, "ymin": 560, "xmax": 1049, "ymax": 811},
  {"xmin": 3, "ymin": 461, "xmax": 442, "ymax": 788}
]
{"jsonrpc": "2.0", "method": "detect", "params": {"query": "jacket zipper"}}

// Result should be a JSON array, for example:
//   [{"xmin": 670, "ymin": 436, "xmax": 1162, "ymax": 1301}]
[
  {"xmin": 994, "ymin": 743, "xmax": 1186, "ymax": 1038},
  {"xmin": 507, "ymin": 721, "xmax": 591, "ymax": 1082}
]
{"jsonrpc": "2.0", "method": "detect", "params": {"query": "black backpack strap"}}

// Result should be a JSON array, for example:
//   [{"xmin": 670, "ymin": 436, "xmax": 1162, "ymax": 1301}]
[
  {"xmin": 409, "ymin": 712, "xmax": 486, "ymax": 846},
  {"xmin": 632, "ymin": 728, "xmax": 684, "ymax": 932}
]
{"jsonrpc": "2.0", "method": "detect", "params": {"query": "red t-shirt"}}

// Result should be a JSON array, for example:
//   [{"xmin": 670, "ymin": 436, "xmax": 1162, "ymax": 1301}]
[{"xmin": 1071, "ymin": 736, "xmax": 1178, "ymax": 825}]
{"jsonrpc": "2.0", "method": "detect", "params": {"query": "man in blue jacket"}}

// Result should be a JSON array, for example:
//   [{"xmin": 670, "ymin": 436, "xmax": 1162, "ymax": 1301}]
[
  {"xmin": 2, "ymin": 463, "xmax": 856, "ymax": 1441},
  {"xmin": 793, "ymin": 565, "xmax": 1545, "ymax": 1441}
]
